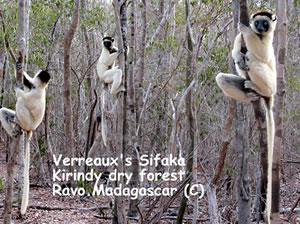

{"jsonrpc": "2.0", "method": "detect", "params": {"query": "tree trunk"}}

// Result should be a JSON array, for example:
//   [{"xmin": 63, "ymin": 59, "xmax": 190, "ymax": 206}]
[
  {"xmin": 239, "ymin": 0, "xmax": 269, "ymax": 222},
  {"xmin": 63, "ymin": 0, "xmax": 79, "ymax": 177},
  {"xmin": 234, "ymin": 0, "xmax": 251, "ymax": 223},
  {"xmin": 272, "ymin": 0, "xmax": 287, "ymax": 223},
  {"xmin": 127, "ymin": 0, "xmax": 139, "ymax": 219},
  {"xmin": 16, "ymin": 0, "xmax": 25, "ymax": 83},
  {"xmin": 176, "ymin": 0, "xmax": 195, "ymax": 223},
  {"xmin": 4, "ymin": 137, "xmax": 21, "ymax": 223},
  {"xmin": 136, "ymin": 0, "xmax": 146, "ymax": 140},
  {"xmin": 81, "ymin": 0, "xmax": 94, "ymax": 105},
  {"xmin": 0, "ymin": 49, "xmax": 6, "ymax": 106},
  {"xmin": 17, "ymin": 0, "xmax": 30, "ymax": 208},
  {"xmin": 252, "ymin": 100, "xmax": 268, "ymax": 222},
  {"xmin": 4, "ymin": 0, "xmax": 27, "ymax": 221},
  {"xmin": 113, "ymin": 0, "xmax": 127, "ymax": 223},
  {"xmin": 235, "ymin": 102, "xmax": 251, "ymax": 223}
]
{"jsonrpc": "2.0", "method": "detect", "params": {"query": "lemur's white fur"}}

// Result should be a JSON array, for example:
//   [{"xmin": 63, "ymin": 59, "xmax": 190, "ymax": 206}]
[
  {"xmin": 216, "ymin": 11, "xmax": 277, "ymax": 223},
  {"xmin": 96, "ymin": 37, "xmax": 124, "ymax": 95},
  {"xmin": 0, "ymin": 70, "xmax": 50, "ymax": 215},
  {"xmin": 97, "ymin": 37, "xmax": 125, "ymax": 147}
]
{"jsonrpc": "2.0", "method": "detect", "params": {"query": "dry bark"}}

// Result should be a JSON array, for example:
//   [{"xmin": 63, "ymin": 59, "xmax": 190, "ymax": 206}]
[
  {"xmin": 4, "ymin": 137, "xmax": 21, "ymax": 223},
  {"xmin": 63, "ymin": 0, "xmax": 80, "ymax": 178},
  {"xmin": 272, "ymin": 0, "xmax": 288, "ymax": 222},
  {"xmin": 127, "ymin": 0, "xmax": 139, "ymax": 219},
  {"xmin": 112, "ymin": 0, "xmax": 127, "ymax": 223},
  {"xmin": 176, "ymin": 0, "xmax": 195, "ymax": 223}
]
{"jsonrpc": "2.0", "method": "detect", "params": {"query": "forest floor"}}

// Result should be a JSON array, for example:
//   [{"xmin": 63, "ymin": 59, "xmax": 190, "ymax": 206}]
[
  {"xmin": 0, "ymin": 142, "xmax": 184, "ymax": 224},
  {"xmin": 0, "ymin": 143, "xmax": 116, "ymax": 224},
  {"xmin": 0, "ymin": 141, "xmax": 299, "ymax": 224}
]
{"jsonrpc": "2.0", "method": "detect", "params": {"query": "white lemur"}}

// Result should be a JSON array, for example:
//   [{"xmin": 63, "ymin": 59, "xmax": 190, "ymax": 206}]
[
  {"xmin": 0, "ymin": 70, "xmax": 50, "ymax": 215},
  {"xmin": 216, "ymin": 11, "xmax": 277, "ymax": 223},
  {"xmin": 96, "ymin": 36, "xmax": 125, "ymax": 95},
  {"xmin": 97, "ymin": 36, "xmax": 125, "ymax": 147}
]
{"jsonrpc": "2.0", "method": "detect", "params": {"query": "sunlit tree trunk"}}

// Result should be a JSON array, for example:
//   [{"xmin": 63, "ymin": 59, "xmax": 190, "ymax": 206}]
[
  {"xmin": 127, "ymin": 0, "xmax": 139, "ymax": 219},
  {"xmin": 17, "ymin": 0, "xmax": 30, "ymax": 208},
  {"xmin": 113, "ymin": 0, "xmax": 127, "ymax": 223},
  {"xmin": 64, "ymin": 0, "xmax": 79, "ymax": 177},
  {"xmin": 272, "ymin": 0, "xmax": 287, "ymax": 222},
  {"xmin": 234, "ymin": 0, "xmax": 251, "ymax": 222},
  {"xmin": 4, "ymin": 0, "xmax": 26, "ymax": 222}
]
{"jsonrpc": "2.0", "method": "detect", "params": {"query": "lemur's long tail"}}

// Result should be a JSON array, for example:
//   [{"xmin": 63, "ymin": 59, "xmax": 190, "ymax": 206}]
[
  {"xmin": 20, "ymin": 131, "xmax": 32, "ymax": 215},
  {"xmin": 101, "ymin": 92, "xmax": 107, "ymax": 147},
  {"xmin": 264, "ymin": 96, "xmax": 275, "ymax": 224}
]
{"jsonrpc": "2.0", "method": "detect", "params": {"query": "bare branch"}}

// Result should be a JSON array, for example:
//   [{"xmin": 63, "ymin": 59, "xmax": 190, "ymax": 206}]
[{"xmin": 0, "ymin": 9, "xmax": 16, "ymax": 63}]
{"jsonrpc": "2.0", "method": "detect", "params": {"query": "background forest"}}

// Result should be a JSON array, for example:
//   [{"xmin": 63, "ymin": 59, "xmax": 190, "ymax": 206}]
[{"xmin": 0, "ymin": 0, "xmax": 299, "ymax": 224}]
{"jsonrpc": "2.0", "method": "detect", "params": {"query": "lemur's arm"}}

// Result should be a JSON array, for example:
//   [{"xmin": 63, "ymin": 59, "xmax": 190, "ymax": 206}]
[
  {"xmin": 23, "ymin": 72, "xmax": 34, "ymax": 90},
  {"xmin": 106, "ymin": 48, "xmax": 124, "ymax": 66}
]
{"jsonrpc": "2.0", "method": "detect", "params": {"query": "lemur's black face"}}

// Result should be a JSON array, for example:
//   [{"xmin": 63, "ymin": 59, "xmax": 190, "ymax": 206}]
[
  {"xmin": 254, "ymin": 19, "xmax": 269, "ymax": 33},
  {"xmin": 104, "ymin": 40, "xmax": 112, "ymax": 49},
  {"xmin": 38, "ymin": 71, "xmax": 51, "ymax": 84},
  {"xmin": 103, "ymin": 37, "xmax": 114, "ymax": 50},
  {"xmin": 251, "ymin": 11, "xmax": 277, "ymax": 35}
]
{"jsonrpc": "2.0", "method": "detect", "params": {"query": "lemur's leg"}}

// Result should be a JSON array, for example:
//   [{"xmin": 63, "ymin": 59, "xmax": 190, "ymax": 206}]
[
  {"xmin": 0, "ymin": 108, "xmax": 21, "ymax": 136},
  {"xmin": 101, "ymin": 68, "xmax": 124, "ymax": 95},
  {"xmin": 246, "ymin": 62, "xmax": 276, "ymax": 97},
  {"xmin": 111, "ymin": 69, "xmax": 124, "ymax": 94},
  {"xmin": 216, "ymin": 73, "xmax": 260, "ymax": 103}
]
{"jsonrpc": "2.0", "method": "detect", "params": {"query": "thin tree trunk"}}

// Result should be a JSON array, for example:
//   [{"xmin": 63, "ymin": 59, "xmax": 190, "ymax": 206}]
[
  {"xmin": 24, "ymin": 0, "xmax": 30, "ymax": 70},
  {"xmin": 252, "ymin": 100, "xmax": 268, "ymax": 222},
  {"xmin": 136, "ymin": 0, "xmax": 146, "ymax": 138},
  {"xmin": 239, "ymin": 0, "xmax": 269, "ymax": 222},
  {"xmin": 0, "ymin": 49, "xmax": 6, "ymax": 106},
  {"xmin": 44, "ymin": 105, "xmax": 53, "ymax": 178},
  {"xmin": 17, "ymin": 0, "xmax": 30, "ymax": 208},
  {"xmin": 211, "ymin": 99, "xmax": 235, "ymax": 185},
  {"xmin": 211, "ymin": 2, "xmax": 237, "ymax": 185},
  {"xmin": 272, "ymin": 0, "xmax": 287, "ymax": 223},
  {"xmin": 177, "ymin": 0, "xmax": 195, "ymax": 223},
  {"xmin": 34, "ymin": 132, "xmax": 46, "ymax": 185},
  {"xmin": 4, "ymin": 137, "xmax": 20, "ymax": 223},
  {"xmin": 81, "ymin": 0, "xmax": 94, "ymax": 105},
  {"xmin": 113, "ymin": 0, "xmax": 127, "ymax": 223},
  {"xmin": 0, "ymin": 49, "xmax": 6, "ymax": 78},
  {"xmin": 4, "ymin": 0, "xmax": 26, "ymax": 221},
  {"xmin": 127, "ymin": 0, "xmax": 139, "ymax": 219},
  {"xmin": 235, "ymin": 103, "xmax": 251, "ymax": 223},
  {"xmin": 16, "ymin": 0, "xmax": 25, "ymax": 83},
  {"xmin": 63, "ymin": 0, "xmax": 79, "ymax": 177},
  {"xmin": 144, "ymin": 0, "xmax": 179, "ymax": 50},
  {"xmin": 234, "ymin": 0, "xmax": 251, "ymax": 222}
]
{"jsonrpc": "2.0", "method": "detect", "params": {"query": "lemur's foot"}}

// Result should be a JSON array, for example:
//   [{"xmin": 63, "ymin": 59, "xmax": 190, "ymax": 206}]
[
  {"xmin": 117, "ymin": 85, "xmax": 125, "ymax": 93},
  {"xmin": 14, "ymin": 83, "xmax": 24, "ymax": 90},
  {"xmin": 111, "ymin": 85, "xmax": 126, "ymax": 95},
  {"xmin": 244, "ymin": 80, "xmax": 256, "ymax": 90},
  {"xmin": 11, "ymin": 127, "xmax": 22, "ymax": 137},
  {"xmin": 118, "ymin": 48, "xmax": 125, "ymax": 54},
  {"xmin": 238, "ymin": 22, "xmax": 250, "ymax": 31},
  {"xmin": 236, "ymin": 52, "xmax": 249, "ymax": 71},
  {"xmin": 6, "ymin": 115, "xmax": 16, "ymax": 124},
  {"xmin": 16, "ymin": 62, "xmax": 22, "ymax": 70},
  {"xmin": 247, "ymin": 92, "xmax": 260, "ymax": 101},
  {"xmin": 237, "ymin": 60, "xmax": 249, "ymax": 71}
]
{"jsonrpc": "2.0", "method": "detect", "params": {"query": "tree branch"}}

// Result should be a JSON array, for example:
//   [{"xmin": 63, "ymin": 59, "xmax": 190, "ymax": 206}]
[{"xmin": 0, "ymin": 9, "xmax": 16, "ymax": 63}]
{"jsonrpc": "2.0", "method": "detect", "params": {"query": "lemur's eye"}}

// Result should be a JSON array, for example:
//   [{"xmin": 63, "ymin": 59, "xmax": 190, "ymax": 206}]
[
  {"xmin": 255, "ymin": 21, "xmax": 259, "ymax": 26},
  {"xmin": 264, "ymin": 21, "xmax": 268, "ymax": 26}
]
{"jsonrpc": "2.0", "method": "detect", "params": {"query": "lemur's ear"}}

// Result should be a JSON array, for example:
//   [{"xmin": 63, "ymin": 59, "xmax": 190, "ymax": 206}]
[{"xmin": 272, "ymin": 15, "xmax": 277, "ymax": 21}]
